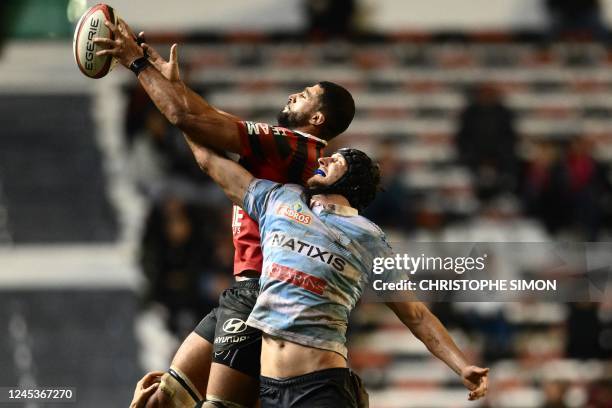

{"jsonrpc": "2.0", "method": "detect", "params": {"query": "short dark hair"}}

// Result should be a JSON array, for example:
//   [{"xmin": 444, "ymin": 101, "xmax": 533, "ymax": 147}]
[{"xmin": 317, "ymin": 81, "xmax": 355, "ymax": 139}]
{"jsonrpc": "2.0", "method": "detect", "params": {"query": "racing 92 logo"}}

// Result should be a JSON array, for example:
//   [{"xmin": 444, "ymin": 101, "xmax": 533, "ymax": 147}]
[{"xmin": 222, "ymin": 318, "xmax": 248, "ymax": 334}]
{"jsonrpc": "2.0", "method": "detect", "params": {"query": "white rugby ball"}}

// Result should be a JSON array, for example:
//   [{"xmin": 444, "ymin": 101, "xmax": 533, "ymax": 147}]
[{"xmin": 73, "ymin": 3, "xmax": 119, "ymax": 79}]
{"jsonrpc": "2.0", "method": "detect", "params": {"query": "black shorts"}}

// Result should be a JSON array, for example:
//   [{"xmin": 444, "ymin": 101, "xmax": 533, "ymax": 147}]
[
  {"xmin": 194, "ymin": 279, "xmax": 261, "ymax": 378},
  {"xmin": 260, "ymin": 368, "xmax": 361, "ymax": 408}
]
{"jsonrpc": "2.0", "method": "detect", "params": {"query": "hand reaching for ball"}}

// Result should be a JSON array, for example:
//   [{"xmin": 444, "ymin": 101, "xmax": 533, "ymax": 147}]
[{"xmin": 93, "ymin": 18, "xmax": 144, "ymax": 68}]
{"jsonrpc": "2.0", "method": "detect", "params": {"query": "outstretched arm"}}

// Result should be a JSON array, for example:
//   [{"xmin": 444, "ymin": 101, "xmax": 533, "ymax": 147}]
[
  {"xmin": 94, "ymin": 19, "xmax": 242, "ymax": 153},
  {"xmin": 184, "ymin": 138, "xmax": 254, "ymax": 206},
  {"xmin": 385, "ymin": 301, "xmax": 489, "ymax": 401}
]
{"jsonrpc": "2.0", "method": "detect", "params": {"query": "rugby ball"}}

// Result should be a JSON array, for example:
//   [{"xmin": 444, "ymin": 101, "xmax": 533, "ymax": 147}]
[{"xmin": 73, "ymin": 4, "xmax": 119, "ymax": 78}]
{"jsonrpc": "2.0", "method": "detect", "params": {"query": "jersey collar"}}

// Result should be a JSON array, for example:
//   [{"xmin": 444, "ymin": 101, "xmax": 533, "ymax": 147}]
[
  {"xmin": 312, "ymin": 201, "xmax": 358, "ymax": 217},
  {"xmin": 294, "ymin": 130, "xmax": 328, "ymax": 146}
]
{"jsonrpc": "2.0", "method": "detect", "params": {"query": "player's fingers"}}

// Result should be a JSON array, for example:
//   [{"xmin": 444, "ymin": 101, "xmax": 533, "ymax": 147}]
[
  {"xmin": 165, "ymin": 44, "xmax": 180, "ymax": 80},
  {"xmin": 96, "ymin": 49, "xmax": 118, "ymax": 57},
  {"xmin": 170, "ymin": 44, "xmax": 178, "ymax": 64},
  {"xmin": 131, "ymin": 382, "xmax": 159, "ymax": 408},
  {"xmin": 142, "ymin": 43, "xmax": 163, "ymax": 63},
  {"xmin": 93, "ymin": 37, "xmax": 115, "ymax": 46},
  {"xmin": 135, "ymin": 376, "xmax": 145, "ymax": 389},
  {"xmin": 117, "ymin": 20, "xmax": 126, "ymax": 37},
  {"xmin": 142, "ymin": 44, "xmax": 167, "ymax": 72},
  {"xmin": 471, "ymin": 376, "xmax": 488, "ymax": 400},
  {"xmin": 142, "ymin": 382, "xmax": 159, "ymax": 396},
  {"xmin": 104, "ymin": 20, "xmax": 120, "ymax": 36},
  {"xmin": 474, "ymin": 367, "xmax": 490, "ymax": 375},
  {"xmin": 137, "ymin": 31, "xmax": 146, "ymax": 42},
  {"xmin": 118, "ymin": 18, "xmax": 135, "ymax": 38},
  {"xmin": 142, "ymin": 370, "xmax": 165, "ymax": 386}
]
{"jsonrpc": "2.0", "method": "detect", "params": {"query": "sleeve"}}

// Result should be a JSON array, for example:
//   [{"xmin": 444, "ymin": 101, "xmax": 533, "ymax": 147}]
[
  {"xmin": 237, "ymin": 121, "xmax": 294, "ymax": 163},
  {"xmin": 241, "ymin": 178, "xmax": 282, "ymax": 223}
]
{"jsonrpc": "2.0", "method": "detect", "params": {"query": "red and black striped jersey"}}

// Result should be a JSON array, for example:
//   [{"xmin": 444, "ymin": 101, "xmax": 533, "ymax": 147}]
[{"xmin": 232, "ymin": 121, "xmax": 327, "ymax": 275}]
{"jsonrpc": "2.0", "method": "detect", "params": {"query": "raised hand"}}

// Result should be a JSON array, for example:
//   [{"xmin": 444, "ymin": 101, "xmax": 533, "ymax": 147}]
[
  {"xmin": 461, "ymin": 365, "xmax": 489, "ymax": 401},
  {"xmin": 139, "ymin": 37, "xmax": 181, "ymax": 82},
  {"xmin": 94, "ymin": 18, "xmax": 144, "ymax": 68}
]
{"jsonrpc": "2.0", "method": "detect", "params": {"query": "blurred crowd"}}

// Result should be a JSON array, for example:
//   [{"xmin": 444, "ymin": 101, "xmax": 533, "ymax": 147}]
[{"xmin": 365, "ymin": 82, "xmax": 612, "ymax": 242}]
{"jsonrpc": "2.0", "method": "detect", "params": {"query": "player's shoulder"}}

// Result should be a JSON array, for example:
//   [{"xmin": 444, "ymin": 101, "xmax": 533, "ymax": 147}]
[
  {"xmin": 251, "ymin": 180, "xmax": 305, "ymax": 202},
  {"xmin": 265, "ymin": 183, "xmax": 309, "ymax": 214},
  {"xmin": 350, "ymin": 215, "xmax": 390, "ymax": 244},
  {"xmin": 278, "ymin": 183, "xmax": 307, "ymax": 197}
]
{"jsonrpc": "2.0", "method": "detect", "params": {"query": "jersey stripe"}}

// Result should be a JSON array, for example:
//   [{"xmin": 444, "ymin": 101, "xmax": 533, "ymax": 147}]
[
  {"xmin": 303, "ymin": 138, "xmax": 322, "ymax": 182},
  {"xmin": 273, "ymin": 131, "xmax": 292, "ymax": 159},
  {"xmin": 249, "ymin": 131, "xmax": 265, "ymax": 160},
  {"xmin": 288, "ymin": 133, "xmax": 308, "ymax": 183}
]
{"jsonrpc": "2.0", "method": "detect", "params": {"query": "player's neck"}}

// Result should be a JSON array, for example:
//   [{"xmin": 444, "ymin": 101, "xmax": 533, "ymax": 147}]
[
  {"xmin": 310, "ymin": 194, "xmax": 352, "ymax": 210},
  {"xmin": 295, "ymin": 125, "xmax": 323, "ymax": 139}
]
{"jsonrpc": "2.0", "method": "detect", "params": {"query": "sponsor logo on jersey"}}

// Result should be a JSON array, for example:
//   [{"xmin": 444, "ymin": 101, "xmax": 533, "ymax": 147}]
[
  {"xmin": 222, "ymin": 318, "xmax": 248, "ymax": 334},
  {"xmin": 277, "ymin": 204, "xmax": 312, "ymax": 225},
  {"xmin": 268, "ymin": 232, "xmax": 347, "ymax": 272},
  {"xmin": 214, "ymin": 335, "xmax": 249, "ymax": 345},
  {"xmin": 267, "ymin": 263, "xmax": 327, "ymax": 295}
]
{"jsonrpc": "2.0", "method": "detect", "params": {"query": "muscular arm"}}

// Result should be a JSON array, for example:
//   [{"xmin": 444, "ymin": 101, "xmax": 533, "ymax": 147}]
[
  {"xmin": 95, "ymin": 20, "xmax": 242, "ymax": 153},
  {"xmin": 387, "ymin": 301, "xmax": 490, "ymax": 400},
  {"xmin": 184, "ymin": 138, "xmax": 253, "ymax": 205},
  {"xmin": 138, "ymin": 66, "xmax": 242, "ymax": 153},
  {"xmin": 385, "ymin": 301, "xmax": 468, "ymax": 375}
]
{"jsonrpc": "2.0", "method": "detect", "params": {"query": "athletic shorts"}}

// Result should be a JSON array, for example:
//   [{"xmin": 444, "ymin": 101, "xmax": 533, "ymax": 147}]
[
  {"xmin": 194, "ymin": 279, "xmax": 261, "ymax": 378},
  {"xmin": 259, "ymin": 368, "xmax": 366, "ymax": 408}
]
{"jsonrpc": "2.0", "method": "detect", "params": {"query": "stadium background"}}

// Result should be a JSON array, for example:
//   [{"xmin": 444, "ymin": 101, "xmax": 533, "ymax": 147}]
[{"xmin": 1, "ymin": 0, "xmax": 612, "ymax": 406}]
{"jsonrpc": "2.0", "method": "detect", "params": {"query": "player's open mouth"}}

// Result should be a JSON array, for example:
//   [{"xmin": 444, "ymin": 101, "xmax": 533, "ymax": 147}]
[{"xmin": 314, "ymin": 169, "xmax": 326, "ymax": 177}]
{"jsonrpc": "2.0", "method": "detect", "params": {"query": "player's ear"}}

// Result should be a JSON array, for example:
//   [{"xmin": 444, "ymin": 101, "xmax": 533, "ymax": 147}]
[{"xmin": 310, "ymin": 111, "xmax": 325, "ymax": 126}]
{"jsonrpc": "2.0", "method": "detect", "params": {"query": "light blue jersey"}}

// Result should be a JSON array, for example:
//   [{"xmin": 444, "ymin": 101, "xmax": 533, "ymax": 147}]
[{"xmin": 242, "ymin": 178, "xmax": 392, "ymax": 357}]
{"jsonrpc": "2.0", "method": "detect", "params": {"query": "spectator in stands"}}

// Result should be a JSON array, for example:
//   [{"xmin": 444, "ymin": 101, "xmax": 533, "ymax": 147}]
[
  {"xmin": 566, "ymin": 302, "xmax": 606, "ymax": 359},
  {"xmin": 545, "ymin": 0, "xmax": 609, "ymax": 42},
  {"xmin": 129, "ymin": 107, "xmax": 210, "ymax": 198},
  {"xmin": 587, "ymin": 379, "xmax": 612, "ymax": 407},
  {"xmin": 541, "ymin": 380, "xmax": 568, "ymax": 408},
  {"xmin": 521, "ymin": 141, "xmax": 568, "ymax": 235},
  {"xmin": 304, "ymin": 0, "xmax": 357, "ymax": 37},
  {"xmin": 140, "ymin": 197, "xmax": 218, "ymax": 336},
  {"xmin": 456, "ymin": 83, "xmax": 518, "ymax": 201},
  {"xmin": 364, "ymin": 138, "xmax": 414, "ymax": 232},
  {"xmin": 560, "ymin": 136, "xmax": 611, "ymax": 240},
  {"xmin": 523, "ymin": 136, "xmax": 612, "ymax": 240},
  {"xmin": 125, "ymin": 86, "xmax": 153, "ymax": 145}
]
